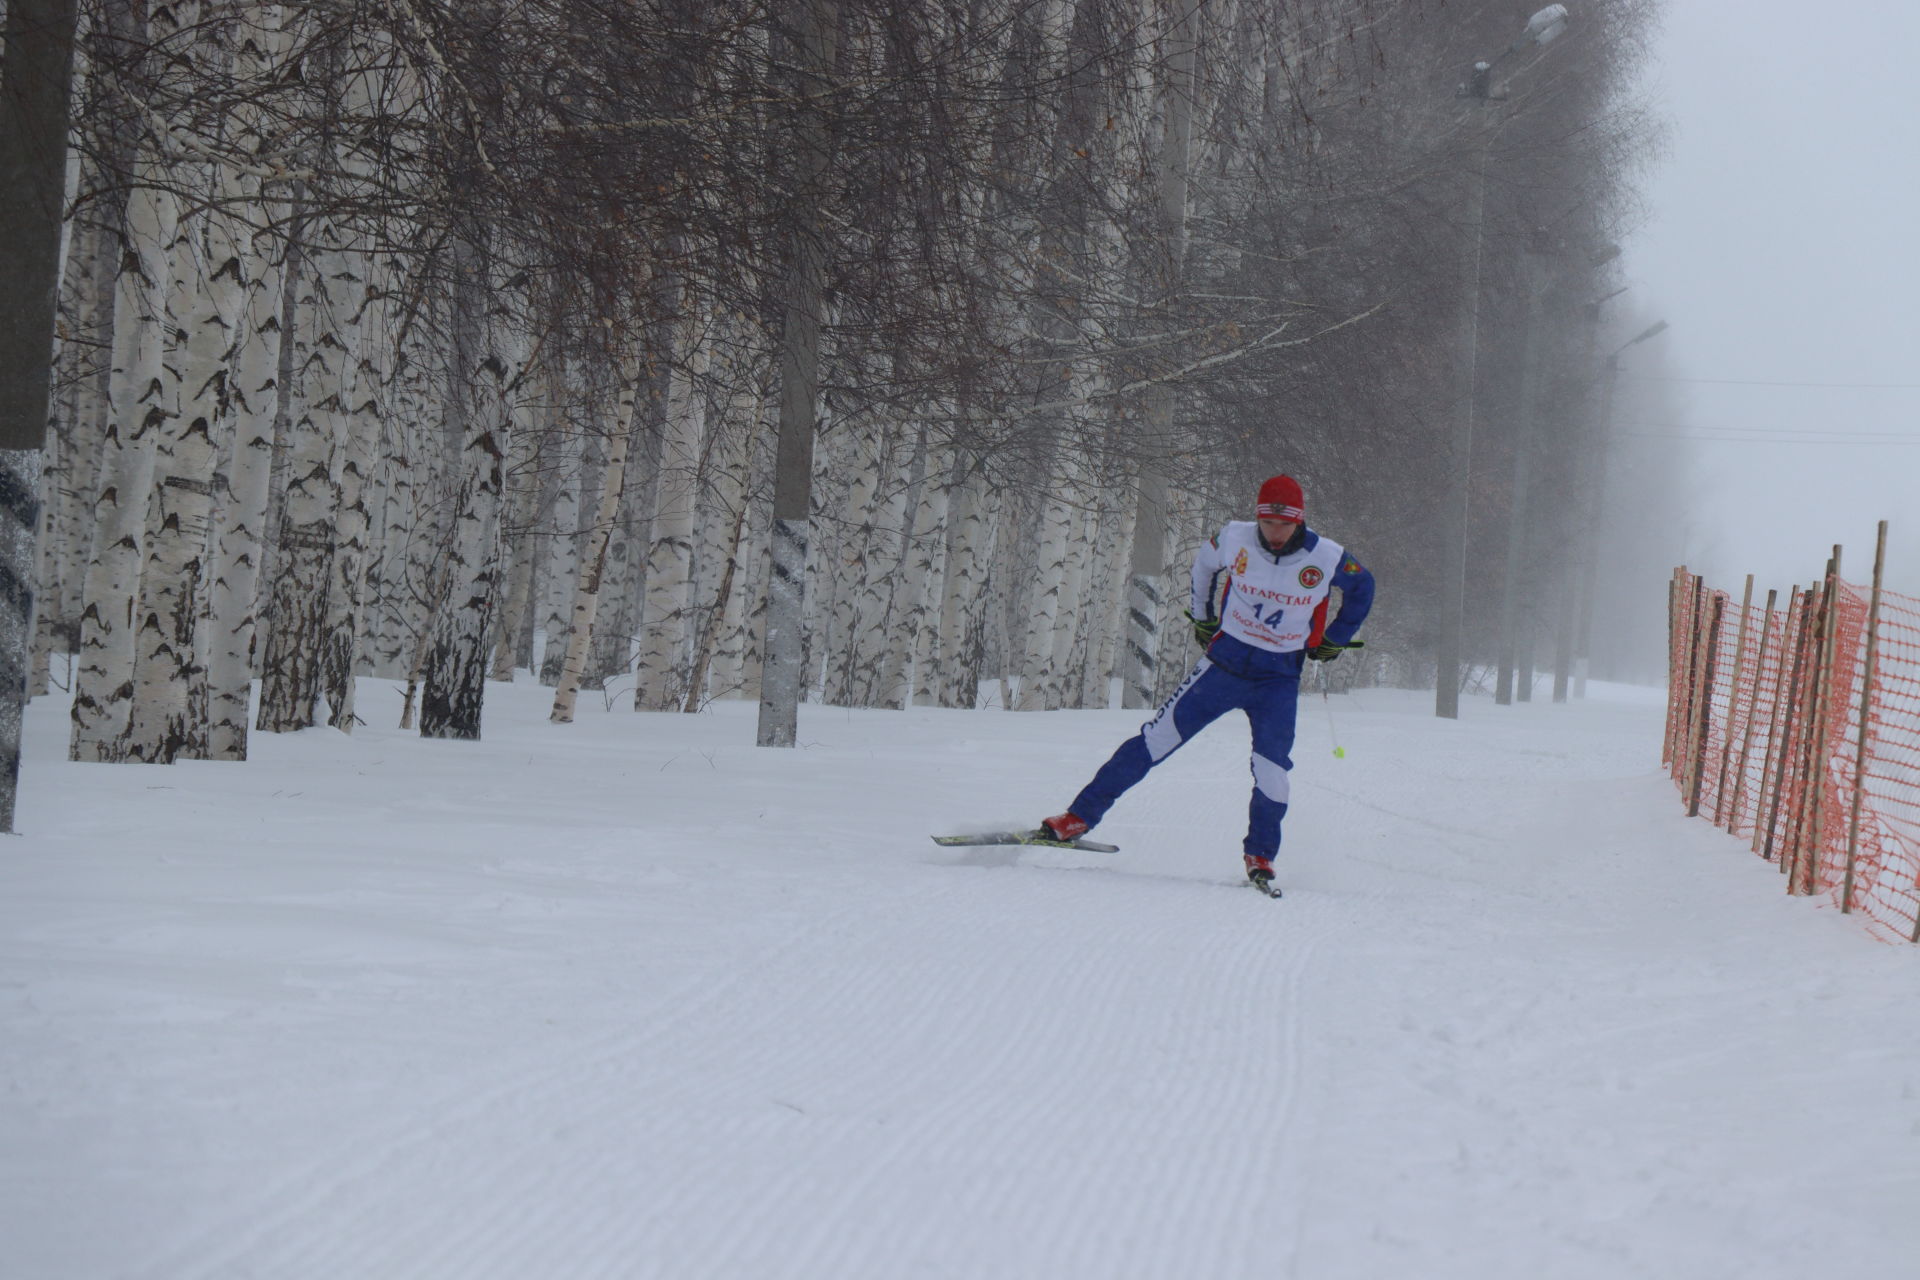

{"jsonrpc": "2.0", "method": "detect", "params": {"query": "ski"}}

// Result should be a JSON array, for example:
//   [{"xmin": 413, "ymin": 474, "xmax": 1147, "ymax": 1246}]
[
  {"xmin": 1247, "ymin": 877, "xmax": 1284, "ymax": 898},
  {"xmin": 931, "ymin": 830, "xmax": 1121, "ymax": 854}
]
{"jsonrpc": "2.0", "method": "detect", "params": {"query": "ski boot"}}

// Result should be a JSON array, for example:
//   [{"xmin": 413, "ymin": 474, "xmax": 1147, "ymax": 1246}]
[
  {"xmin": 1040, "ymin": 812, "xmax": 1090, "ymax": 842},
  {"xmin": 1244, "ymin": 854, "xmax": 1281, "ymax": 898}
]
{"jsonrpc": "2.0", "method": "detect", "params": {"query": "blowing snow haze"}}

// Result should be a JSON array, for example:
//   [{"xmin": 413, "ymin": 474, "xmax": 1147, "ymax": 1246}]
[{"xmin": 1625, "ymin": 0, "xmax": 1920, "ymax": 598}]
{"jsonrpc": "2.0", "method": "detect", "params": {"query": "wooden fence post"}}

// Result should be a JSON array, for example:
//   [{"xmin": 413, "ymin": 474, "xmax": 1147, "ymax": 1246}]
[
  {"xmin": 1687, "ymin": 594, "xmax": 1726, "ymax": 817},
  {"xmin": 1842, "ymin": 523, "xmax": 1888, "ymax": 914},
  {"xmin": 1711, "ymin": 575, "xmax": 1755, "ymax": 826},
  {"xmin": 1762, "ymin": 587, "xmax": 1811, "ymax": 868},
  {"xmin": 1789, "ymin": 548, "xmax": 1842, "ymax": 895},
  {"xmin": 1730, "ymin": 587, "xmax": 1778, "ymax": 835},
  {"xmin": 1783, "ymin": 563, "xmax": 1831, "ymax": 888},
  {"xmin": 1676, "ymin": 574, "xmax": 1707, "ymax": 792},
  {"xmin": 1751, "ymin": 586, "xmax": 1796, "ymax": 856},
  {"xmin": 1663, "ymin": 569, "xmax": 1687, "ymax": 767}
]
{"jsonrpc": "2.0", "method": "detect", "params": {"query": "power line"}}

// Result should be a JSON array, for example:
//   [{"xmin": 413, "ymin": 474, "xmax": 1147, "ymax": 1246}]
[
  {"xmin": 1623, "ymin": 421, "xmax": 1920, "ymax": 438},
  {"xmin": 1628, "ymin": 375, "xmax": 1920, "ymax": 390},
  {"xmin": 1621, "ymin": 432, "xmax": 1920, "ymax": 446}
]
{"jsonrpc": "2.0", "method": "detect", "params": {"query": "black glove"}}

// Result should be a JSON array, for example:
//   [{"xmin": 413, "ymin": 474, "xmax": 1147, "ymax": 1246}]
[
  {"xmin": 1307, "ymin": 638, "xmax": 1364, "ymax": 662},
  {"xmin": 1186, "ymin": 609, "xmax": 1220, "ymax": 650}
]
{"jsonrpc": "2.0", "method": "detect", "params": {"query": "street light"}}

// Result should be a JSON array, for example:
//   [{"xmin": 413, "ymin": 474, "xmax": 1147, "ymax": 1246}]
[
  {"xmin": 1494, "ymin": 254, "xmax": 1551, "ymax": 708},
  {"xmin": 1436, "ymin": 5, "xmax": 1576, "ymax": 720},
  {"xmin": 1571, "ymin": 319, "xmax": 1669, "ymax": 697},
  {"xmin": 1496, "ymin": 234, "xmax": 1617, "ymax": 707},
  {"xmin": 1524, "ymin": 4, "xmax": 1571, "ymax": 45}
]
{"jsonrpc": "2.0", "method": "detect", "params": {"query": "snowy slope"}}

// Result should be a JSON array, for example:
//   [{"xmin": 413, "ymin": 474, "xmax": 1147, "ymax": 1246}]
[{"xmin": 4, "ymin": 678, "xmax": 1918, "ymax": 1280}]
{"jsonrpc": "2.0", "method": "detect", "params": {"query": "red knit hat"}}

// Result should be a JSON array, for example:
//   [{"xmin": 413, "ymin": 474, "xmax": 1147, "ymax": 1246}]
[{"xmin": 1255, "ymin": 474, "xmax": 1304, "ymax": 522}]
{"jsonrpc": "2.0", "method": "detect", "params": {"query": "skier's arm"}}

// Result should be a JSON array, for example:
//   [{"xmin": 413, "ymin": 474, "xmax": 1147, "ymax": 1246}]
[
  {"xmin": 1320, "ymin": 552, "xmax": 1375, "ymax": 647},
  {"xmin": 1189, "ymin": 534, "xmax": 1227, "ymax": 621}
]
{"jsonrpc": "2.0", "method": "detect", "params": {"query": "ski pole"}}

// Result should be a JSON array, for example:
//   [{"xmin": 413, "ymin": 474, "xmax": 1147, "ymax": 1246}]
[{"xmin": 1320, "ymin": 661, "xmax": 1345, "ymax": 758}]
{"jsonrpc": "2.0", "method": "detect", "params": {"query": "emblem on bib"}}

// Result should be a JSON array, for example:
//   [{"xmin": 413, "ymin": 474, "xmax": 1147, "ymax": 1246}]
[
  {"xmin": 1233, "ymin": 549, "xmax": 1249, "ymax": 576},
  {"xmin": 1299, "ymin": 565, "xmax": 1324, "ymax": 588}
]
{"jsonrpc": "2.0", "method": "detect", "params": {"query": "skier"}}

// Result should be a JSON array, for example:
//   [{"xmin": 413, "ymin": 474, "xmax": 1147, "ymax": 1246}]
[{"xmin": 1038, "ymin": 474, "xmax": 1375, "ymax": 894}]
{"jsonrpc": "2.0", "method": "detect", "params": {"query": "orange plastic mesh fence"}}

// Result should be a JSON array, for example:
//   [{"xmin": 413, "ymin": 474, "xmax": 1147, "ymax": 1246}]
[{"xmin": 1666, "ymin": 565, "xmax": 1920, "ymax": 942}]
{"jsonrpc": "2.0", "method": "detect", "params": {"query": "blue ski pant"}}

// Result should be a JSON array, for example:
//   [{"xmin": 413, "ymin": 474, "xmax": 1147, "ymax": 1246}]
[{"xmin": 1069, "ymin": 657, "xmax": 1300, "ymax": 858}]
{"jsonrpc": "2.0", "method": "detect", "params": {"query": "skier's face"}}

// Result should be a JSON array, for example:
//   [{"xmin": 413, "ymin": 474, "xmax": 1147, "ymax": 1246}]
[{"xmin": 1257, "ymin": 517, "xmax": 1299, "ymax": 547}]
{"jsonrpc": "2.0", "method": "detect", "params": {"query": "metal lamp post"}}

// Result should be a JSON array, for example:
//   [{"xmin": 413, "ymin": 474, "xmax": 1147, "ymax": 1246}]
[
  {"xmin": 1435, "ymin": 4, "xmax": 1573, "ymax": 720},
  {"xmin": 0, "ymin": 0, "xmax": 81, "ymax": 831},
  {"xmin": 1572, "ymin": 319, "xmax": 1669, "ymax": 696},
  {"xmin": 1501, "ymin": 243, "xmax": 1630, "ymax": 707}
]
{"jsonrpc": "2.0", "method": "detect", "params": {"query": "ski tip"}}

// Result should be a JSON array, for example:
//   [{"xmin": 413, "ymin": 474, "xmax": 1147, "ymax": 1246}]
[{"xmin": 930, "ymin": 832, "xmax": 1120, "ymax": 853}]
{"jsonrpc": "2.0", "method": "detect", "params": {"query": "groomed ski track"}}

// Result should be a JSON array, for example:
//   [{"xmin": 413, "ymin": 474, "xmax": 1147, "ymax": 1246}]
[{"xmin": 4, "ymin": 681, "xmax": 1918, "ymax": 1279}]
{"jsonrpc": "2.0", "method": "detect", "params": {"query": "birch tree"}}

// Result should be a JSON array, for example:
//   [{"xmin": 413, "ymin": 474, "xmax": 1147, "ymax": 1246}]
[
  {"xmin": 550, "ymin": 353, "xmax": 640, "ymax": 722},
  {"xmin": 204, "ymin": 7, "xmax": 294, "ymax": 760},
  {"xmin": 877, "ymin": 423, "xmax": 946, "ymax": 709},
  {"xmin": 126, "ymin": 136, "xmax": 228, "ymax": 760},
  {"xmin": 634, "ymin": 305, "xmax": 709, "ymax": 711},
  {"xmin": 1121, "ymin": 0, "xmax": 1196, "ymax": 710},
  {"xmin": 70, "ymin": 2, "xmax": 187, "ymax": 762},
  {"xmin": 755, "ymin": 0, "xmax": 838, "ymax": 748},
  {"xmin": 255, "ymin": 210, "xmax": 362, "ymax": 733},
  {"xmin": 419, "ymin": 246, "xmax": 517, "ymax": 739}
]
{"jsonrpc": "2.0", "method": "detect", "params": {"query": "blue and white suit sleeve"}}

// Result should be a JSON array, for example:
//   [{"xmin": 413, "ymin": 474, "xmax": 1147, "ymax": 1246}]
[
  {"xmin": 1190, "ymin": 534, "xmax": 1226, "ymax": 621},
  {"xmin": 1321, "ymin": 553, "xmax": 1376, "ymax": 648}
]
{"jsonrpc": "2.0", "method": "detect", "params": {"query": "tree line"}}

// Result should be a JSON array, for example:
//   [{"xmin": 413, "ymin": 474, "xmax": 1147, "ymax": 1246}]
[{"xmin": 12, "ymin": 0, "xmax": 1664, "ymax": 765}]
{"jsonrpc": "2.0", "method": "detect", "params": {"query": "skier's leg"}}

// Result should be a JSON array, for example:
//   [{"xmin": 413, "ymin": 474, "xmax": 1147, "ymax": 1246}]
[
  {"xmin": 1243, "ymin": 674, "xmax": 1302, "ymax": 858},
  {"xmin": 1067, "ymin": 659, "xmax": 1243, "ymax": 826}
]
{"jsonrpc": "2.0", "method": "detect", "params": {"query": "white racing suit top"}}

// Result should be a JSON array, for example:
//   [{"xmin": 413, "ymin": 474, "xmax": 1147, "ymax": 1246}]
[{"xmin": 1190, "ymin": 522, "xmax": 1372, "ymax": 680}]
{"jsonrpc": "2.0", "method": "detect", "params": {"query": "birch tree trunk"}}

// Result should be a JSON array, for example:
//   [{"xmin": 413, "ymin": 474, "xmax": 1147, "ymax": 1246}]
[
  {"xmin": 44, "ymin": 206, "xmax": 115, "ymax": 695},
  {"xmin": 31, "ymin": 189, "xmax": 101, "ymax": 697},
  {"xmin": 250, "ymin": 213, "xmax": 303, "ymax": 666},
  {"xmin": 580, "ymin": 450, "xmax": 638, "ymax": 689},
  {"xmin": 705, "ymin": 503, "xmax": 752, "ymax": 701},
  {"xmin": 318, "ymin": 292, "xmax": 383, "ymax": 731},
  {"xmin": 204, "ymin": 216, "xmax": 286, "ymax": 758},
  {"xmin": 550, "ymin": 356, "xmax": 641, "ymax": 723},
  {"xmin": 256, "ymin": 210, "xmax": 361, "ymax": 733},
  {"xmin": 634, "ymin": 308, "xmax": 708, "ymax": 710},
  {"xmin": 876, "ymin": 425, "xmax": 944, "ymax": 709},
  {"xmin": 197, "ymin": 1, "xmax": 293, "ymax": 755},
  {"xmin": 1123, "ymin": 2, "xmax": 1195, "ymax": 710},
  {"xmin": 932, "ymin": 462, "xmax": 995, "ymax": 708},
  {"xmin": 719, "ymin": 411, "xmax": 777, "ymax": 703},
  {"xmin": 1016, "ymin": 447, "xmax": 1075, "ymax": 711},
  {"xmin": 682, "ymin": 501, "xmax": 748, "ymax": 713},
  {"xmin": 127, "ymin": 156, "xmax": 233, "ymax": 762},
  {"xmin": 419, "ymin": 246, "xmax": 516, "ymax": 740},
  {"xmin": 905, "ymin": 453, "xmax": 953, "ymax": 708},
  {"xmin": 824, "ymin": 415, "xmax": 888, "ymax": 707},
  {"xmin": 1043, "ymin": 463, "xmax": 1094, "ymax": 709},
  {"xmin": 535, "ymin": 383, "xmax": 580, "ymax": 684},
  {"xmin": 1081, "ymin": 473, "xmax": 1134, "ymax": 709},
  {"xmin": 756, "ymin": 0, "xmax": 837, "ymax": 748},
  {"xmin": 799, "ymin": 398, "xmax": 849, "ymax": 699},
  {"xmin": 1152, "ymin": 495, "xmax": 1202, "ymax": 704},
  {"xmin": 71, "ymin": 96, "xmax": 181, "ymax": 761},
  {"xmin": 585, "ymin": 385, "xmax": 658, "ymax": 691},
  {"xmin": 689, "ymin": 357, "xmax": 755, "ymax": 703},
  {"xmin": 362, "ymin": 326, "xmax": 430, "ymax": 680},
  {"xmin": 28, "ymin": 425, "xmax": 66, "ymax": 701},
  {"xmin": 489, "ymin": 413, "xmax": 541, "ymax": 682},
  {"xmin": 360, "ymin": 414, "xmax": 403, "ymax": 676}
]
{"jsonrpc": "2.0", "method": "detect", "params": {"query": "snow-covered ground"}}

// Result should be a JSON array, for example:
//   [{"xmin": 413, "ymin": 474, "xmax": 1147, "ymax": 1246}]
[{"xmin": 4, "ymin": 675, "xmax": 1918, "ymax": 1279}]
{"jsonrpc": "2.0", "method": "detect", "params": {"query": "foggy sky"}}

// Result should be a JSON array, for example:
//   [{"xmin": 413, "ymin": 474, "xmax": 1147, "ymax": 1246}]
[{"xmin": 1623, "ymin": 0, "xmax": 1920, "ymax": 597}]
